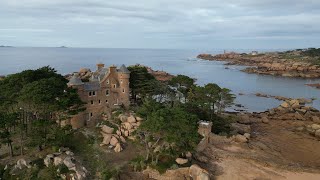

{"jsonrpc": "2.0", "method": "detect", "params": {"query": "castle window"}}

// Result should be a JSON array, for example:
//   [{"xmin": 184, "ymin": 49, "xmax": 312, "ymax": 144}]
[
  {"xmin": 122, "ymin": 89, "xmax": 125, "ymax": 93},
  {"xmin": 106, "ymin": 90, "xmax": 110, "ymax": 96},
  {"xmin": 106, "ymin": 100, "xmax": 108, "ymax": 103},
  {"xmin": 91, "ymin": 100, "xmax": 94, "ymax": 105},
  {"xmin": 89, "ymin": 92, "xmax": 92, "ymax": 96},
  {"xmin": 99, "ymin": 100, "xmax": 101, "ymax": 104},
  {"xmin": 113, "ymin": 84, "xmax": 116, "ymax": 88},
  {"xmin": 92, "ymin": 91, "xmax": 96, "ymax": 96},
  {"xmin": 90, "ymin": 113, "xmax": 93, "ymax": 117}
]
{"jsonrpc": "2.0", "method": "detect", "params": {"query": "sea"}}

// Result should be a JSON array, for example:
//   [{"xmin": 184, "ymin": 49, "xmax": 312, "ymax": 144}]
[{"xmin": 0, "ymin": 47, "xmax": 319, "ymax": 112}]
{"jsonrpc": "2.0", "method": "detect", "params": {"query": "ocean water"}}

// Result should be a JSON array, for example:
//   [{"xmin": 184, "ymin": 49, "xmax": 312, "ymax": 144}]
[{"xmin": 0, "ymin": 47, "xmax": 319, "ymax": 112}]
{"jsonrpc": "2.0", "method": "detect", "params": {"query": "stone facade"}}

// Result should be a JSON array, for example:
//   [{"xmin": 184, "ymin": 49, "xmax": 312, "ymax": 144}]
[{"xmin": 68, "ymin": 64, "xmax": 130, "ymax": 128}]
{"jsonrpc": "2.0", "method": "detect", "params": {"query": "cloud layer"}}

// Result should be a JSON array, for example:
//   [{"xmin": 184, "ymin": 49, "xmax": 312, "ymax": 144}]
[{"xmin": 0, "ymin": 0, "xmax": 319, "ymax": 49}]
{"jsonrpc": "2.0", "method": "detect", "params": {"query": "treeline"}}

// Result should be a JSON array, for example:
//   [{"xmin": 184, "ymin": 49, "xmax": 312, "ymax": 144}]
[
  {"xmin": 0, "ymin": 66, "xmax": 84, "ymax": 157},
  {"xmin": 127, "ymin": 65, "xmax": 235, "ymax": 169},
  {"xmin": 301, "ymin": 48, "xmax": 320, "ymax": 57}
]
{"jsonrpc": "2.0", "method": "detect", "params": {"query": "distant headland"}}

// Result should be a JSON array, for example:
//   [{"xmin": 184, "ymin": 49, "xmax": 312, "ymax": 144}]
[
  {"xmin": 0, "ymin": 45, "xmax": 13, "ymax": 48},
  {"xmin": 197, "ymin": 48, "xmax": 320, "ymax": 78}
]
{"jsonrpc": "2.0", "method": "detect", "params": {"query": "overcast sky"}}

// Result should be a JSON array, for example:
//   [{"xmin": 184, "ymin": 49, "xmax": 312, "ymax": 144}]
[{"xmin": 0, "ymin": 0, "xmax": 319, "ymax": 49}]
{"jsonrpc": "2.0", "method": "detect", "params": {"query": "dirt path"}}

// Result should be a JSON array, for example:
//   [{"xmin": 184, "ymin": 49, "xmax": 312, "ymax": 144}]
[{"xmin": 199, "ymin": 119, "xmax": 320, "ymax": 180}]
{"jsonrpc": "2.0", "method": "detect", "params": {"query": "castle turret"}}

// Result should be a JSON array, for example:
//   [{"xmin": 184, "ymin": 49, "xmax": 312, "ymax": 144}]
[{"xmin": 118, "ymin": 64, "xmax": 130, "ymax": 107}]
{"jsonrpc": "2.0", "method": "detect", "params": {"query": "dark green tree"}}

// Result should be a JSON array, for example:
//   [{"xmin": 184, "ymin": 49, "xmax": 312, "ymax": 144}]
[
  {"xmin": 127, "ymin": 65, "xmax": 158, "ymax": 103},
  {"xmin": 137, "ymin": 101, "xmax": 200, "ymax": 163},
  {"xmin": 189, "ymin": 83, "xmax": 234, "ymax": 119},
  {"xmin": 168, "ymin": 75, "xmax": 195, "ymax": 102},
  {"xmin": 0, "ymin": 113, "xmax": 17, "ymax": 157},
  {"xmin": 0, "ymin": 66, "xmax": 84, "ymax": 154}
]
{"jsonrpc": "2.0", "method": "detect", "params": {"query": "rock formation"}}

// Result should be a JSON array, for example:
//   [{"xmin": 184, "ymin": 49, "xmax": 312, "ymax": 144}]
[
  {"xmin": 197, "ymin": 52, "xmax": 320, "ymax": 78},
  {"xmin": 99, "ymin": 113, "xmax": 143, "ymax": 152},
  {"xmin": 43, "ymin": 148, "xmax": 88, "ymax": 180}
]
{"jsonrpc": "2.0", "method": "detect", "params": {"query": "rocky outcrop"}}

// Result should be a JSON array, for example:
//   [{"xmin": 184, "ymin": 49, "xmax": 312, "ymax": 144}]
[
  {"xmin": 254, "ymin": 93, "xmax": 314, "ymax": 104},
  {"xmin": 230, "ymin": 123, "xmax": 251, "ymax": 134},
  {"xmin": 135, "ymin": 64, "xmax": 174, "ymax": 82},
  {"xmin": 44, "ymin": 148, "xmax": 88, "ymax": 180},
  {"xmin": 227, "ymin": 98, "xmax": 320, "ymax": 146},
  {"xmin": 175, "ymin": 158, "xmax": 188, "ymax": 165},
  {"xmin": 9, "ymin": 159, "xmax": 32, "ymax": 175},
  {"xmin": 306, "ymin": 83, "xmax": 320, "ymax": 89},
  {"xmin": 235, "ymin": 134, "xmax": 248, "ymax": 143},
  {"xmin": 142, "ymin": 164, "xmax": 209, "ymax": 180},
  {"xmin": 99, "ymin": 125, "xmax": 124, "ymax": 153},
  {"xmin": 99, "ymin": 113, "xmax": 143, "ymax": 152},
  {"xmin": 119, "ymin": 114, "xmax": 142, "ymax": 139},
  {"xmin": 197, "ymin": 52, "xmax": 320, "ymax": 78},
  {"xmin": 189, "ymin": 164, "xmax": 210, "ymax": 180},
  {"xmin": 256, "ymin": 99, "xmax": 320, "ymax": 139}
]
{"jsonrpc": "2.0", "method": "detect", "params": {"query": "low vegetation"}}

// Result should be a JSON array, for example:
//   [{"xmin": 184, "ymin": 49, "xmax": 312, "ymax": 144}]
[{"xmin": 281, "ymin": 48, "xmax": 320, "ymax": 65}]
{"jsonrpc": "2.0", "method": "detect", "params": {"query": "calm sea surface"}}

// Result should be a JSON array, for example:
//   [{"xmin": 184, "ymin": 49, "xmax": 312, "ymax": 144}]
[{"xmin": 0, "ymin": 47, "xmax": 319, "ymax": 112}]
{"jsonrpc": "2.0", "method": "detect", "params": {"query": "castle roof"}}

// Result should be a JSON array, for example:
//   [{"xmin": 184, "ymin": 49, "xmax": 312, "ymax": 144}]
[
  {"xmin": 68, "ymin": 73, "xmax": 84, "ymax": 86},
  {"xmin": 90, "ymin": 67, "xmax": 109, "ymax": 82},
  {"xmin": 83, "ymin": 81, "xmax": 100, "ymax": 91},
  {"xmin": 118, "ymin": 64, "xmax": 130, "ymax": 73}
]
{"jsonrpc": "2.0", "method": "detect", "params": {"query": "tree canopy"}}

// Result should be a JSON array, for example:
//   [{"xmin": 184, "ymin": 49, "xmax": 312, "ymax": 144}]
[
  {"xmin": 0, "ymin": 66, "xmax": 84, "ymax": 155},
  {"xmin": 127, "ymin": 65, "xmax": 159, "ymax": 103},
  {"xmin": 134, "ymin": 74, "xmax": 235, "ymax": 167}
]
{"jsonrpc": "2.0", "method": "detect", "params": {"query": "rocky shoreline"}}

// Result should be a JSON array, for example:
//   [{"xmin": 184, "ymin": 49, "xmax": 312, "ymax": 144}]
[
  {"xmin": 306, "ymin": 83, "xmax": 320, "ymax": 89},
  {"xmin": 254, "ymin": 93, "xmax": 315, "ymax": 103},
  {"xmin": 136, "ymin": 64, "xmax": 174, "ymax": 81},
  {"xmin": 197, "ymin": 51, "xmax": 320, "ymax": 78}
]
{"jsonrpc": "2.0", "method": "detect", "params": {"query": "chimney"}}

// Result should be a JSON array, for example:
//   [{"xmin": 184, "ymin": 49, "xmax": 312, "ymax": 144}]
[
  {"xmin": 97, "ymin": 63, "xmax": 104, "ymax": 70},
  {"xmin": 109, "ymin": 64, "xmax": 117, "ymax": 73}
]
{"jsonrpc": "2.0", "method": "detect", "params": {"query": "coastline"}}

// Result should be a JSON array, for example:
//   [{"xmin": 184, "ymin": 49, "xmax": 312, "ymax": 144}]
[{"xmin": 197, "ymin": 51, "xmax": 320, "ymax": 79}]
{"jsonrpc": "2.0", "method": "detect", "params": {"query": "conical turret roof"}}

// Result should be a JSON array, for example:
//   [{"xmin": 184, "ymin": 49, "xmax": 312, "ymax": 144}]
[
  {"xmin": 118, "ymin": 64, "xmax": 130, "ymax": 73},
  {"xmin": 68, "ymin": 73, "xmax": 84, "ymax": 86}
]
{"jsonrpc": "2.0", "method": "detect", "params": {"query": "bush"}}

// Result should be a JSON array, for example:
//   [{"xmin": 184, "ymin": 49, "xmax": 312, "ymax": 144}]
[
  {"xmin": 101, "ymin": 168, "xmax": 120, "ymax": 180},
  {"xmin": 37, "ymin": 165, "xmax": 60, "ymax": 180},
  {"xmin": 211, "ymin": 115, "xmax": 236, "ymax": 135},
  {"xmin": 130, "ymin": 155, "xmax": 146, "ymax": 172},
  {"xmin": 57, "ymin": 164, "xmax": 70, "ymax": 174}
]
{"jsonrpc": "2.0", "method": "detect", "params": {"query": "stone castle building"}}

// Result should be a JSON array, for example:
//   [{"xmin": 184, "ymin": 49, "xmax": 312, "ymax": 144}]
[{"xmin": 67, "ymin": 64, "xmax": 130, "ymax": 128}]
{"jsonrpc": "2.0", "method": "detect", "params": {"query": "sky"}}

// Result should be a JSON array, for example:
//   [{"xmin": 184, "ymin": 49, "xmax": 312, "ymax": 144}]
[{"xmin": 0, "ymin": 0, "xmax": 319, "ymax": 49}]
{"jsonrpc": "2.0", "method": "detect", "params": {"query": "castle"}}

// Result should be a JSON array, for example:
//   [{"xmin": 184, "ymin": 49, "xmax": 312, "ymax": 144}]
[{"xmin": 67, "ymin": 64, "xmax": 130, "ymax": 128}]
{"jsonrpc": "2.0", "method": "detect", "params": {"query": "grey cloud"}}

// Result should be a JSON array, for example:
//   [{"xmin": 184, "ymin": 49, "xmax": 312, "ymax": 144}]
[{"xmin": 0, "ymin": 0, "xmax": 319, "ymax": 49}]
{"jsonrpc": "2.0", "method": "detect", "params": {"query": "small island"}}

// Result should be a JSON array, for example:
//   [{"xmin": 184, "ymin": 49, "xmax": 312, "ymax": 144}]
[
  {"xmin": 306, "ymin": 83, "xmax": 320, "ymax": 89},
  {"xmin": 198, "ymin": 48, "xmax": 320, "ymax": 78},
  {"xmin": 0, "ymin": 45, "xmax": 13, "ymax": 48}
]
